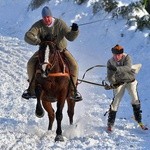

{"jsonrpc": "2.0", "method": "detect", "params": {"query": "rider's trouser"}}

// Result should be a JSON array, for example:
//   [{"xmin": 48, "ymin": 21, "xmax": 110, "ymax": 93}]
[
  {"xmin": 108, "ymin": 80, "xmax": 142, "ymax": 125},
  {"xmin": 110, "ymin": 80, "xmax": 140, "ymax": 111},
  {"xmin": 27, "ymin": 51, "xmax": 38, "ymax": 95},
  {"xmin": 27, "ymin": 49, "xmax": 78, "ymax": 95},
  {"xmin": 63, "ymin": 49, "xmax": 79, "ymax": 93}
]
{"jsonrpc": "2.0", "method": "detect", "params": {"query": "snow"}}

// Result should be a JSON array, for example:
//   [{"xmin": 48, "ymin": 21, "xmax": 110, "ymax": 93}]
[{"xmin": 0, "ymin": 0, "xmax": 150, "ymax": 149}]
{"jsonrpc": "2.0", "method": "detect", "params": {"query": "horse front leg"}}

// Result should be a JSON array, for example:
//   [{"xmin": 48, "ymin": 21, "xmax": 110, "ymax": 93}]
[
  {"xmin": 55, "ymin": 102, "xmax": 65, "ymax": 142},
  {"xmin": 35, "ymin": 85, "xmax": 44, "ymax": 118},
  {"xmin": 67, "ymin": 98, "xmax": 75, "ymax": 125}
]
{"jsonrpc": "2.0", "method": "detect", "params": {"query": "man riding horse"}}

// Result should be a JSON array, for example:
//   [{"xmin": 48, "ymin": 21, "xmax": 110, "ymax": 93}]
[{"xmin": 22, "ymin": 6, "xmax": 82, "ymax": 102}]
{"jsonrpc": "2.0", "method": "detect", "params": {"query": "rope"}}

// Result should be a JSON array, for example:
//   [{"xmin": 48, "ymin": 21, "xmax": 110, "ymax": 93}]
[
  {"xmin": 78, "ymin": 13, "xmax": 110, "ymax": 27},
  {"xmin": 78, "ymin": 79, "xmax": 104, "ymax": 87},
  {"xmin": 78, "ymin": 64, "xmax": 106, "ymax": 84},
  {"xmin": 78, "ymin": 18, "xmax": 109, "ymax": 26}
]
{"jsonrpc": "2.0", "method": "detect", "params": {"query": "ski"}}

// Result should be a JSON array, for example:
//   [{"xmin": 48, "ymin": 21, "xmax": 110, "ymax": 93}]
[
  {"xmin": 138, "ymin": 122, "xmax": 148, "ymax": 130},
  {"xmin": 131, "ymin": 116, "xmax": 148, "ymax": 130},
  {"xmin": 106, "ymin": 125, "xmax": 113, "ymax": 132},
  {"xmin": 106, "ymin": 122, "xmax": 148, "ymax": 132},
  {"xmin": 107, "ymin": 127, "xmax": 112, "ymax": 132}
]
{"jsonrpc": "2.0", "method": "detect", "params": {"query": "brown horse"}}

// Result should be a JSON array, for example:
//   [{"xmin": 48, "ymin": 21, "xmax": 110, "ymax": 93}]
[{"xmin": 34, "ymin": 39, "xmax": 75, "ymax": 142}]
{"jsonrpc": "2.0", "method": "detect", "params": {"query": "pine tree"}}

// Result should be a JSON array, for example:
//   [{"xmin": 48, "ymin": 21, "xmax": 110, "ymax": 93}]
[
  {"xmin": 141, "ymin": 0, "xmax": 150, "ymax": 14},
  {"xmin": 28, "ymin": 0, "xmax": 50, "ymax": 11}
]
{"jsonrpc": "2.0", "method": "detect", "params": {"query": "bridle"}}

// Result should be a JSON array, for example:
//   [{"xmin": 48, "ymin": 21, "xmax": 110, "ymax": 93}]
[{"xmin": 37, "ymin": 41, "xmax": 69, "ymax": 78}]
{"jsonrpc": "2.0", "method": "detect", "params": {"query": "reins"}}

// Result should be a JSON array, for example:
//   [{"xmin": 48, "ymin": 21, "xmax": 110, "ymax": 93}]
[
  {"xmin": 39, "ymin": 41, "xmax": 70, "ymax": 78},
  {"xmin": 47, "ymin": 51, "xmax": 70, "ymax": 78}
]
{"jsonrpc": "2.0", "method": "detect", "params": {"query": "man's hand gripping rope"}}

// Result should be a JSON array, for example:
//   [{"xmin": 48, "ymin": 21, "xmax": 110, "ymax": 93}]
[{"xmin": 102, "ymin": 80, "xmax": 122, "ymax": 90}]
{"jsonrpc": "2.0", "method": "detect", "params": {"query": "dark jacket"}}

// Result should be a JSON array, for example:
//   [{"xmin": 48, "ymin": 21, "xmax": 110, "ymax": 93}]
[{"xmin": 107, "ymin": 53, "xmax": 135, "ymax": 84}]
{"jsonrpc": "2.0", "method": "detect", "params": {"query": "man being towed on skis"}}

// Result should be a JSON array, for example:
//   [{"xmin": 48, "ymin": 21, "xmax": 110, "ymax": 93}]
[
  {"xmin": 106, "ymin": 44, "xmax": 148, "ymax": 131},
  {"xmin": 22, "ymin": 6, "xmax": 82, "ymax": 102}
]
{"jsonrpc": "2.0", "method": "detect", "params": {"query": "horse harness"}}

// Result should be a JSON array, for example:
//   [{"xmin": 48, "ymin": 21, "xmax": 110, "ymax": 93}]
[{"xmin": 35, "ymin": 41, "xmax": 70, "ymax": 78}]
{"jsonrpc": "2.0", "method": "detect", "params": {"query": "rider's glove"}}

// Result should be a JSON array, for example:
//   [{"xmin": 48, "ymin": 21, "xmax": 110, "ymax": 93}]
[
  {"xmin": 110, "ymin": 83, "xmax": 124, "ymax": 89},
  {"xmin": 104, "ymin": 84, "xmax": 112, "ymax": 90},
  {"xmin": 71, "ymin": 23, "xmax": 78, "ymax": 31},
  {"xmin": 107, "ymin": 64, "xmax": 117, "ymax": 71},
  {"xmin": 102, "ymin": 80, "xmax": 112, "ymax": 90}
]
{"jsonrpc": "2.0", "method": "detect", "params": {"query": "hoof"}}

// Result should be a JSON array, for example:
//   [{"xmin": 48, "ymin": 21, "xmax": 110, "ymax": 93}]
[
  {"xmin": 35, "ymin": 108, "xmax": 45, "ymax": 118},
  {"xmin": 55, "ymin": 135, "xmax": 64, "ymax": 142}
]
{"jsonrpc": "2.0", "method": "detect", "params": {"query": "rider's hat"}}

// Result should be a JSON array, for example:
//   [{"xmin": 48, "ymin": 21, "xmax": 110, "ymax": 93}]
[
  {"xmin": 42, "ymin": 6, "xmax": 52, "ymax": 18},
  {"xmin": 111, "ymin": 44, "xmax": 124, "ymax": 54}
]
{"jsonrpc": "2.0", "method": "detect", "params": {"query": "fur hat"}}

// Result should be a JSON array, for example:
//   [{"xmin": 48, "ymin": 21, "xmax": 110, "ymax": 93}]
[
  {"xmin": 42, "ymin": 6, "xmax": 52, "ymax": 18},
  {"xmin": 111, "ymin": 44, "xmax": 124, "ymax": 54}
]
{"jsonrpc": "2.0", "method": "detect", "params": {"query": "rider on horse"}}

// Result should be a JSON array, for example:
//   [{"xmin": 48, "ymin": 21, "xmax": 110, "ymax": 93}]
[{"xmin": 22, "ymin": 6, "xmax": 82, "ymax": 102}]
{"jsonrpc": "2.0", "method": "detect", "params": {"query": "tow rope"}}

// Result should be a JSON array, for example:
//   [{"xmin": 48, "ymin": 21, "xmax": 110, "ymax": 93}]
[
  {"xmin": 78, "ymin": 64, "xmax": 106, "ymax": 85},
  {"xmin": 78, "ymin": 79, "xmax": 105, "ymax": 87}
]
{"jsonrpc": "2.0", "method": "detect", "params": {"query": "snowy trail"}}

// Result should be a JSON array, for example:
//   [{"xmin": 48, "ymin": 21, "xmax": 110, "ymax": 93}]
[{"xmin": 0, "ymin": 36, "xmax": 149, "ymax": 149}]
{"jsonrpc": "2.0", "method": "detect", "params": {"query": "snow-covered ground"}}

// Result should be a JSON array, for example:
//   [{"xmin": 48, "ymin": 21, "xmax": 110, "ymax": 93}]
[{"xmin": 0, "ymin": 0, "xmax": 150, "ymax": 149}]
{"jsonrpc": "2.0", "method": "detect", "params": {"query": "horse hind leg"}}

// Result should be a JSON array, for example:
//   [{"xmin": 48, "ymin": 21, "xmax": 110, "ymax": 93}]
[
  {"xmin": 42, "ymin": 100, "xmax": 55, "ymax": 130},
  {"xmin": 67, "ymin": 98, "xmax": 75, "ymax": 125}
]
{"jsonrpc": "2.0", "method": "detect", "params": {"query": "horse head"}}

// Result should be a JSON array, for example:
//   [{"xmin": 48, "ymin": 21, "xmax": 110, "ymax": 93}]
[{"xmin": 38, "ymin": 38, "xmax": 58, "ymax": 78}]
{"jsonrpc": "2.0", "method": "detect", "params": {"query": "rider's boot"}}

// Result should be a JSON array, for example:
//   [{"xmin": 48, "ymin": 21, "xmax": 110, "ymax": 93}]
[
  {"xmin": 22, "ymin": 79, "xmax": 36, "ymax": 99},
  {"xmin": 22, "ymin": 89, "xmax": 36, "ymax": 99},
  {"xmin": 132, "ymin": 104, "xmax": 142, "ymax": 123},
  {"xmin": 132, "ymin": 104, "xmax": 148, "ymax": 130},
  {"xmin": 107, "ymin": 110, "xmax": 117, "ymax": 132},
  {"xmin": 69, "ymin": 76, "xmax": 82, "ymax": 102},
  {"xmin": 70, "ymin": 89, "xmax": 83, "ymax": 102}
]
